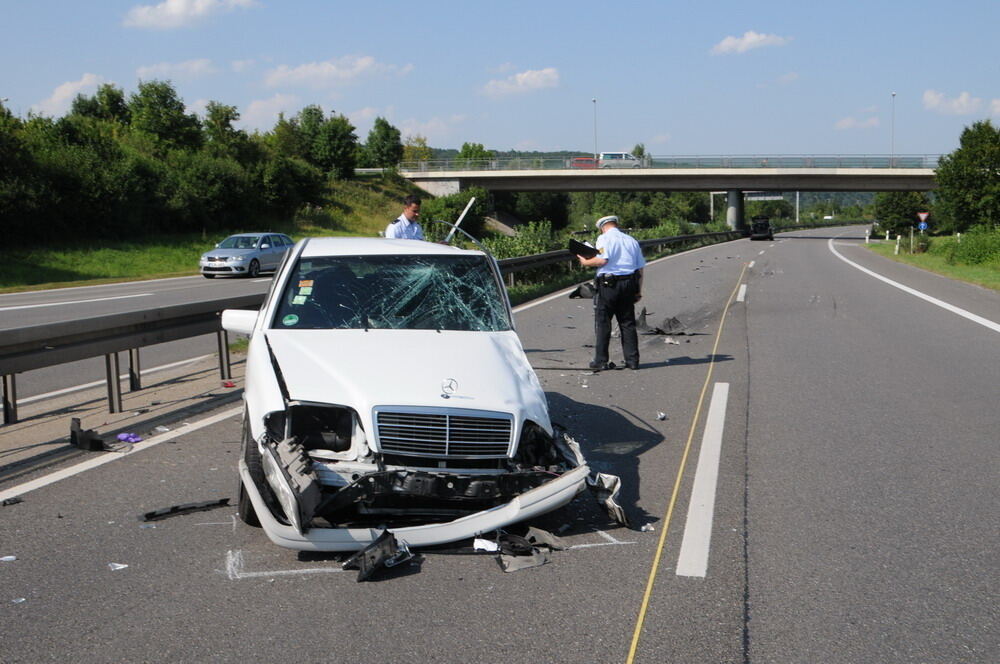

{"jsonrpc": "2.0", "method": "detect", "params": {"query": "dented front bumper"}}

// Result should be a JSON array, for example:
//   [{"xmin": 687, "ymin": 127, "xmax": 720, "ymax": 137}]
[{"xmin": 238, "ymin": 457, "xmax": 590, "ymax": 552}]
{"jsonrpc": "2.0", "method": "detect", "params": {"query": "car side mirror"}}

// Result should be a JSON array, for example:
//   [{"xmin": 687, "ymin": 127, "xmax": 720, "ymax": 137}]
[
  {"xmin": 222, "ymin": 309, "xmax": 258, "ymax": 335},
  {"xmin": 260, "ymin": 243, "xmax": 270, "ymax": 249}
]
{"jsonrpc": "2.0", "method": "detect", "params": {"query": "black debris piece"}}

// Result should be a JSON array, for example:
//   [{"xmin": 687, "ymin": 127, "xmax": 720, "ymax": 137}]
[
  {"xmin": 139, "ymin": 498, "xmax": 231, "ymax": 522},
  {"xmin": 496, "ymin": 526, "xmax": 568, "ymax": 572},
  {"xmin": 568, "ymin": 282, "xmax": 597, "ymax": 299},
  {"xmin": 342, "ymin": 530, "xmax": 413, "ymax": 582},
  {"xmin": 640, "ymin": 315, "xmax": 689, "ymax": 336},
  {"xmin": 70, "ymin": 418, "xmax": 105, "ymax": 451},
  {"xmin": 2, "ymin": 497, "xmax": 23, "ymax": 507}
]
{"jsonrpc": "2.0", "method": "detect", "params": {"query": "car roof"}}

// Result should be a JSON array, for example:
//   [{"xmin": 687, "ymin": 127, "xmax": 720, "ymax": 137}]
[{"xmin": 299, "ymin": 237, "xmax": 486, "ymax": 258}]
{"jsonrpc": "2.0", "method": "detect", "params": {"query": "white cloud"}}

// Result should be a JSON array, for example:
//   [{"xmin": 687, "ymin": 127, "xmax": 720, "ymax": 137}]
[
  {"xmin": 711, "ymin": 30, "xmax": 791, "ymax": 55},
  {"xmin": 651, "ymin": 133, "xmax": 672, "ymax": 145},
  {"xmin": 189, "ymin": 98, "xmax": 210, "ymax": 116},
  {"xmin": 32, "ymin": 73, "xmax": 105, "ymax": 116},
  {"xmin": 835, "ymin": 116, "xmax": 880, "ymax": 130},
  {"xmin": 399, "ymin": 115, "xmax": 466, "ymax": 143},
  {"xmin": 239, "ymin": 93, "xmax": 301, "ymax": 130},
  {"xmin": 231, "ymin": 59, "xmax": 255, "ymax": 73},
  {"xmin": 137, "ymin": 58, "xmax": 217, "ymax": 80},
  {"xmin": 991, "ymin": 99, "xmax": 1000, "ymax": 116},
  {"xmin": 922, "ymin": 89, "xmax": 983, "ymax": 115},
  {"xmin": 265, "ymin": 56, "xmax": 413, "ymax": 89},
  {"xmin": 124, "ymin": 0, "xmax": 258, "ymax": 30},
  {"xmin": 489, "ymin": 62, "xmax": 516, "ymax": 74},
  {"xmin": 482, "ymin": 67, "xmax": 559, "ymax": 98}
]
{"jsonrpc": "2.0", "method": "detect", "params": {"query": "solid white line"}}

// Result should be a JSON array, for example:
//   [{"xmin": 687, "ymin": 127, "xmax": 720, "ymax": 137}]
[
  {"xmin": 676, "ymin": 382, "xmax": 730, "ymax": 578},
  {"xmin": 758, "ymin": 250, "xmax": 765, "ymax": 255},
  {"xmin": 17, "ymin": 354, "xmax": 215, "ymax": 406},
  {"xmin": 0, "ymin": 276, "xmax": 199, "ymax": 299},
  {"xmin": 0, "ymin": 292, "xmax": 152, "ymax": 312},
  {"xmin": 748, "ymin": 261, "xmax": 755, "ymax": 268},
  {"xmin": 827, "ymin": 238, "xmax": 1000, "ymax": 334},
  {"xmin": 0, "ymin": 406, "xmax": 242, "ymax": 502},
  {"xmin": 736, "ymin": 284, "xmax": 747, "ymax": 302}
]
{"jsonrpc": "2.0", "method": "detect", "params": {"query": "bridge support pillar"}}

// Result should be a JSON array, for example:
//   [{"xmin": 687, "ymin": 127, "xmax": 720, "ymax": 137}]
[{"xmin": 726, "ymin": 189, "xmax": 746, "ymax": 234}]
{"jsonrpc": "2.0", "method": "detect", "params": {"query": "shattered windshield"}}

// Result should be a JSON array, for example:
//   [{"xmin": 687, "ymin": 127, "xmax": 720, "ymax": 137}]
[{"xmin": 272, "ymin": 254, "xmax": 511, "ymax": 331}]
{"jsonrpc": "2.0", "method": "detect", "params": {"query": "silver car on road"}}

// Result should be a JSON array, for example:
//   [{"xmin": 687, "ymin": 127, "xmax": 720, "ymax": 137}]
[{"xmin": 199, "ymin": 233, "xmax": 294, "ymax": 278}]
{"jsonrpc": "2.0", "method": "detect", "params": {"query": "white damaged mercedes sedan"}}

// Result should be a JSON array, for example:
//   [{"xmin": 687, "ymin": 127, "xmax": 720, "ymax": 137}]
[{"xmin": 222, "ymin": 237, "xmax": 616, "ymax": 552}]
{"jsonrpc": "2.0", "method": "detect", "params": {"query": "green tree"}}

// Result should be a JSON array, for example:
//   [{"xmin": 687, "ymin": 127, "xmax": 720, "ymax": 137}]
[
  {"xmin": 128, "ymin": 80, "xmax": 202, "ymax": 153},
  {"xmin": 402, "ymin": 134, "xmax": 432, "ymax": 163},
  {"xmin": 874, "ymin": 191, "xmax": 931, "ymax": 235},
  {"xmin": 295, "ymin": 105, "xmax": 357, "ymax": 177},
  {"xmin": 203, "ymin": 101, "xmax": 251, "ymax": 160},
  {"xmin": 70, "ymin": 84, "xmax": 130, "ymax": 124},
  {"xmin": 363, "ymin": 117, "xmax": 403, "ymax": 169},
  {"xmin": 632, "ymin": 143, "xmax": 646, "ymax": 159},
  {"xmin": 934, "ymin": 120, "xmax": 1000, "ymax": 233},
  {"xmin": 454, "ymin": 142, "xmax": 494, "ymax": 169}
]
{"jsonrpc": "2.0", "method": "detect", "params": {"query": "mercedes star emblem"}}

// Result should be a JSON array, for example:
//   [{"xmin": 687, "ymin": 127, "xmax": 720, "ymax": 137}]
[{"xmin": 441, "ymin": 378, "xmax": 458, "ymax": 396}]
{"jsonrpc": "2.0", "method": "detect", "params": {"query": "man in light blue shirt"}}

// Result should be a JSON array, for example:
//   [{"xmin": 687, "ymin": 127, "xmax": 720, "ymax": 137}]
[
  {"xmin": 385, "ymin": 194, "xmax": 425, "ymax": 240},
  {"xmin": 576, "ymin": 215, "xmax": 645, "ymax": 370}
]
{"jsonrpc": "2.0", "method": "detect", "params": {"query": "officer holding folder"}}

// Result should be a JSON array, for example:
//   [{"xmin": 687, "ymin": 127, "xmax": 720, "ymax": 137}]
[{"xmin": 572, "ymin": 215, "xmax": 645, "ymax": 370}]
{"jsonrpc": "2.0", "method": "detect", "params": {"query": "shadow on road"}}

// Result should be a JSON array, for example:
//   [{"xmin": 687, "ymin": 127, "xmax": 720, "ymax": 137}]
[{"xmin": 547, "ymin": 391, "xmax": 663, "ymax": 529}]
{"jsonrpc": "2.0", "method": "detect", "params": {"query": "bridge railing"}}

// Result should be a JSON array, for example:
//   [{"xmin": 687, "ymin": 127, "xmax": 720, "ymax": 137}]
[
  {"xmin": 0, "ymin": 230, "xmax": 748, "ymax": 424},
  {"xmin": 398, "ymin": 154, "xmax": 942, "ymax": 172}
]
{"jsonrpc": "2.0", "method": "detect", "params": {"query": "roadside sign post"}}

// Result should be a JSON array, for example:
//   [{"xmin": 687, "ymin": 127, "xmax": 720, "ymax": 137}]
[{"xmin": 917, "ymin": 212, "xmax": 930, "ymax": 235}]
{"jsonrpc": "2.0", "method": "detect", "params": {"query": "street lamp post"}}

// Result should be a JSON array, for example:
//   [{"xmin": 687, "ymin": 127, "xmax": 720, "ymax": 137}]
[
  {"xmin": 592, "ymin": 98, "xmax": 598, "ymax": 161},
  {"xmin": 890, "ymin": 91, "xmax": 896, "ymax": 167}
]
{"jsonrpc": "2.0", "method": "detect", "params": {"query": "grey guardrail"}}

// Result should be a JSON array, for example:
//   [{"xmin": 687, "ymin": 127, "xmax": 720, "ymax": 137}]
[{"xmin": 0, "ymin": 227, "xmax": 782, "ymax": 423}]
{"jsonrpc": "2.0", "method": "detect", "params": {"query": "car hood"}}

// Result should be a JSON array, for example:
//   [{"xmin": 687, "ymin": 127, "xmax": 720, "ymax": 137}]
[
  {"xmin": 203, "ymin": 248, "xmax": 256, "ymax": 258},
  {"xmin": 263, "ymin": 328, "xmax": 550, "ymax": 430}
]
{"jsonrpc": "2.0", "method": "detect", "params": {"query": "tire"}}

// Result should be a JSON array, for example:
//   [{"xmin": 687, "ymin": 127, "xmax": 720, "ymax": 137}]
[
  {"xmin": 247, "ymin": 259, "xmax": 260, "ymax": 278},
  {"xmin": 203, "ymin": 273, "xmax": 216, "ymax": 279},
  {"xmin": 237, "ymin": 415, "xmax": 262, "ymax": 527}
]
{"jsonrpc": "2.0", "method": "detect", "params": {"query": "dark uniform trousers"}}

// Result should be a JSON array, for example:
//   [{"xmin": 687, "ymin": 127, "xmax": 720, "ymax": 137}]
[{"xmin": 593, "ymin": 272, "xmax": 640, "ymax": 366}]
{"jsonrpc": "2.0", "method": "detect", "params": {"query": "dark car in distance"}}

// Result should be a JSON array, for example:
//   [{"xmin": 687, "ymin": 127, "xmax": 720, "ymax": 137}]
[{"xmin": 749, "ymin": 216, "xmax": 774, "ymax": 241}]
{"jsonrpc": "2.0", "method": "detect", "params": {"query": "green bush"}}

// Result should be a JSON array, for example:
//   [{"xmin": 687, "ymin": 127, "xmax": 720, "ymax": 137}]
[{"xmin": 942, "ymin": 226, "xmax": 1000, "ymax": 265}]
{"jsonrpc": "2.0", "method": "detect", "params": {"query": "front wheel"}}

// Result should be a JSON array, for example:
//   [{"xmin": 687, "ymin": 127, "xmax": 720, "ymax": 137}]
[
  {"xmin": 247, "ymin": 259, "xmax": 260, "ymax": 278},
  {"xmin": 237, "ymin": 415, "xmax": 262, "ymax": 527}
]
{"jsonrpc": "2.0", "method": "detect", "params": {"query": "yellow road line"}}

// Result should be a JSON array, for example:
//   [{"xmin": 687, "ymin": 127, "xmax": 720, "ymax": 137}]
[{"xmin": 625, "ymin": 262, "xmax": 748, "ymax": 663}]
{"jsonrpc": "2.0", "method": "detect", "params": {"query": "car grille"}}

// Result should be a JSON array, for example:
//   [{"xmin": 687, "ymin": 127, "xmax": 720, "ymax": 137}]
[
  {"xmin": 206, "ymin": 256, "xmax": 228, "ymax": 261},
  {"xmin": 375, "ymin": 409, "xmax": 512, "ymax": 458}
]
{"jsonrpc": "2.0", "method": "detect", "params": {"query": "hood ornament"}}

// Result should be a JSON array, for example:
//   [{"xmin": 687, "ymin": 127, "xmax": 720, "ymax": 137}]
[{"xmin": 441, "ymin": 378, "xmax": 458, "ymax": 398}]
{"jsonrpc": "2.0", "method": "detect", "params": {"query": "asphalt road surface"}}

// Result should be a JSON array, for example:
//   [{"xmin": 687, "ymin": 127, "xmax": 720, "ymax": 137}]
[{"xmin": 2, "ymin": 226, "xmax": 997, "ymax": 663}]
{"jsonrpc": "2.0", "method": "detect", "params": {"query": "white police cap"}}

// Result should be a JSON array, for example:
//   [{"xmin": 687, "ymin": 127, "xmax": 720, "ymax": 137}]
[{"xmin": 596, "ymin": 215, "xmax": 619, "ymax": 229}]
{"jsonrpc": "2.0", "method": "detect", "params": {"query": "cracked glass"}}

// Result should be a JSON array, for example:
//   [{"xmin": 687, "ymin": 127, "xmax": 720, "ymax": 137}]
[{"xmin": 272, "ymin": 254, "xmax": 511, "ymax": 331}]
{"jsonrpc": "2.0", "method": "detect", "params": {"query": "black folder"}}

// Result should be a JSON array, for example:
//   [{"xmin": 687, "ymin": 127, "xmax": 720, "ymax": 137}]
[{"xmin": 569, "ymin": 238, "xmax": 598, "ymax": 258}]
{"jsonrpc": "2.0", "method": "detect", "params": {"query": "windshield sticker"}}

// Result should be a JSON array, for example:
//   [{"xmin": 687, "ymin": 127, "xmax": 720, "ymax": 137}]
[
  {"xmin": 292, "ymin": 295, "xmax": 307, "ymax": 305},
  {"xmin": 298, "ymin": 280, "xmax": 314, "ymax": 287},
  {"xmin": 299, "ymin": 286, "xmax": 313, "ymax": 295},
  {"xmin": 282, "ymin": 314, "xmax": 299, "ymax": 326}
]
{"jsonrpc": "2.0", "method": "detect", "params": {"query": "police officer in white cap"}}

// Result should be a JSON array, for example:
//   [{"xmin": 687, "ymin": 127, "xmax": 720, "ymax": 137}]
[{"xmin": 576, "ymin": 215, "xmax": 645, "ymax": 370}]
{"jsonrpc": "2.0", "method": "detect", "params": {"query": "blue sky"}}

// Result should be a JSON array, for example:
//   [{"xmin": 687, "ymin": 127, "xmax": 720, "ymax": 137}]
[{"xmin": 3, "ymin": 0, "xmax": 997, "ymax": 155}]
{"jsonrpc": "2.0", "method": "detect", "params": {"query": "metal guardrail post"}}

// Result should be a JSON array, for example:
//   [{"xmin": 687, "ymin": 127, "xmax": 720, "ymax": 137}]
[
  {"xmin": 105, "ymin": 352, "xmax": 122, "ymax": 413},
  {"xmin": 2, "ymin": 374, "xmax": 16, "ymax": 425},
  {"xmin": 217, "ymin": 330, "xmax": 232, "ymax": 380},
  {"xmin": 128, "ymin": 348, "xmax": 141, "ymax": 391}
]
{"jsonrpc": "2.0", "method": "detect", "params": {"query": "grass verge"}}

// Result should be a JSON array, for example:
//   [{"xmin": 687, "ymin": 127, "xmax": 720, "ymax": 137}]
[
  {"xmin": 0, "ymin": 176, "xmax": 423, "ymax": 292},
  {"xmin": 864, "ymin": 241, "xmax": 1000, "ymax": 292}
]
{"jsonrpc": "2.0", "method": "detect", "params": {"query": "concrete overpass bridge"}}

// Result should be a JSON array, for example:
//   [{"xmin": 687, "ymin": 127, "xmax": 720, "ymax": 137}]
[{"xmin": 399, "ymin": 154, "xmax": 939, "ymax": 230}]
